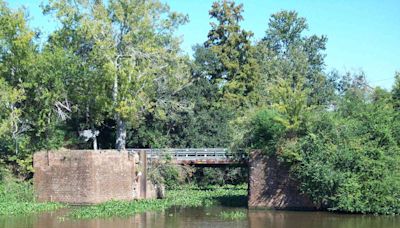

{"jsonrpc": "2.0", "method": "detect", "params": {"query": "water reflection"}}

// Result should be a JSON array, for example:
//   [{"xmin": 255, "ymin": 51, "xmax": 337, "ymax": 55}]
[
  {"xmin": 248, "ymin": 210, "xmax": 400, "ymax": 228},
  {"xmin": 1, "ymin": 207, "xmax": 399, "ymax": 228}
]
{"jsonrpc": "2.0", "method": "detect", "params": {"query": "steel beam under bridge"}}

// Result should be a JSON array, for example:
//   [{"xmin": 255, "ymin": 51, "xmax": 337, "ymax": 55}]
[{"xmin": 127, "ymin": 148, "xmax": 246, "ymax": 167}]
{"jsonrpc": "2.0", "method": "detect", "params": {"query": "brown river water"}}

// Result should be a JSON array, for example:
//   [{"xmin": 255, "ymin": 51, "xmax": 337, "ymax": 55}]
[{"xmin": 1, "ymin": 206, "xmax": 399, "ymax": 228}]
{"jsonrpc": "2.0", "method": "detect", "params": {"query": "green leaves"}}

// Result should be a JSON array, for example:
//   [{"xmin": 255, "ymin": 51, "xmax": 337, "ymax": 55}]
[
  {"xmin": 204, "ymin": 0, "xmax": 260, "ymax": 108},
  {"xmin": 242, "ymin": 108, "xmax": 285, "ymax": 152},
  {"xmin": 291, "ymin": 88, "xmax": 400, "ymax": 214},
  {"xmin": 43, "ymin": 0, "xmax": 190, "ymax": 149},
  {"xmin": 0, "ymin": 79, "xmax": 24, "ymax": 137}
]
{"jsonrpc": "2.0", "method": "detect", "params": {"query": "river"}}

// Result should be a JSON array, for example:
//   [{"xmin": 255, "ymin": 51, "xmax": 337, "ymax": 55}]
[{"xmin": 1, "ymin": 206, "xmax": 399, "ymax": 228}]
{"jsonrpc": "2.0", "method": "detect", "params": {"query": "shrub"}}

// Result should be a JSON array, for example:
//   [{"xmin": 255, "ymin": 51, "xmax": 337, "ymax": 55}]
[
  {"xmin": 240, "ymin": 108, "xmax": 285, "ymax": 154},
  {"xmin": 148, "ymin": 155, "xmax": 194, "ymax": 189}
]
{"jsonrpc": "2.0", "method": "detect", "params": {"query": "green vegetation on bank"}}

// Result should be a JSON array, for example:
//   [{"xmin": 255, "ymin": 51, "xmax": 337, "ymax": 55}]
[
  {"xmin": 69, "ymin": 185, "xmax": 247, "ymax": 219},
  {"xmin": 0, "ymin": 181, "xmax": 246, "ymax": 218},
  {"xmin": 242, "ymin": 80, "xmax": 400, "ymax": 215},
  {"xmin": 0, "ymin": 179, "xmax": 63, "ymax": 215},
  {"xmin": 295, "ymin": 95, "xmax": 400, "ymax": 215}
]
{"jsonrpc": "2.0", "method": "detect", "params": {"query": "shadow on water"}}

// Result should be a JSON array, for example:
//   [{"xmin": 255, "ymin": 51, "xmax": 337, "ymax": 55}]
[{"xmin": 212, "ymin": 195, "xmax": 248, "ymax": 207}]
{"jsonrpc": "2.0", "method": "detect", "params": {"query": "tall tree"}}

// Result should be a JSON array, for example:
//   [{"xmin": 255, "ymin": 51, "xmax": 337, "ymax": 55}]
[
  {"xmin": 127, "ymin": 46, "xmax": 233, "ymax": 149},
  {"xmin": 0, "ymin": 1, "xmax": 72, "ymax": 176},
  {"xmin": 204, "ymin": 0, "xmax": 261, "ymax": 108},
  {"xmin": 258, "ymin": 10, "xmax": 331, "ymax": 106},
  {"xmin": 0, "ymin": 1, "xmax": 46, "ymax": 155},
  {"xmin": 263, "ymin": 11, "xmax": 327, "ymax": 72},
  {"xmin": 44, "ymin": 0, "xmax": 189, "ymax": 150},
  {"xmin": 0, "ymin": 1, "xmax": 27, "ymax": 144}
]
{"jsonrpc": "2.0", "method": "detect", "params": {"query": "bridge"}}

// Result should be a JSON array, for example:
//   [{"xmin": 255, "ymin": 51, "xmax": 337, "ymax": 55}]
[{"xmin": 127, "ymin": 148, "xmax": 246, "ymax": 167}]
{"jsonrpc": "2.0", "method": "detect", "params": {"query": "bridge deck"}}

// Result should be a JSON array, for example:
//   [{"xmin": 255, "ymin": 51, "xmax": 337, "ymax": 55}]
[{"xmin": 127, "ymin": 148, "xmax": 245, "ymax": 166}]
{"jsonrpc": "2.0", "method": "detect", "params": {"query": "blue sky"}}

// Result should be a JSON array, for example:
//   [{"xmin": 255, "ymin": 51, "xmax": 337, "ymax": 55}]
[{"xmin": 8, "ymin": 0, "xmax": 400, "ymax": 89}]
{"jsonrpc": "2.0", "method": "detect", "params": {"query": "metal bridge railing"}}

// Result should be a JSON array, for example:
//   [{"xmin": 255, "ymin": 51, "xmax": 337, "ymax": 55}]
[{"xmin": 127, "ymin": 148, "xmax": 235, "ymax": 160}]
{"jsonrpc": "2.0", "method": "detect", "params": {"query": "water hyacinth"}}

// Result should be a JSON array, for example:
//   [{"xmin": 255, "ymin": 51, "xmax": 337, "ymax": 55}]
[
  {"xmin": 69, "ymin": 185, "xmax": 247, "ymax": 219},
  {"xmin": 219, "ymin": 210, "xmax": 247, "ymax": 220}
]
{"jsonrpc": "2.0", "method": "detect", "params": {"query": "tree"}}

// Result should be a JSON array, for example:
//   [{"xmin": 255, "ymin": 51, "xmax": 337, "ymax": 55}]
[
  {"xmin": 0, "ymin": 1, "xmax": 36, "ymax": 87},
  {"xmin": 0, "ymin": 1, "xmax": 28, "ymax": 142},
  {"xmin": 23, "ymin": 47, "xmax": 78, "ymax": 150},
  {"xmin": 168, "ymin": 76, "xmax": 233, "ymax": 148},
  {"xmin": 258, "ymin": 10, "xmax": 331, "ymax": 106},
  {"xmin": 204, "ymin": 0, "xmax": 261, "ymax": 108},
  {"xmin": 0, "ymin": 1, "xmax": 40, "ymax": 156},
  {"xmin": 263, "ymin": 10, "xmax": 327, "ymax": 73},
  {"xmin": 0, "ymin": 2, "xmax": 42, "ymax": 175},
  {"xmin": 44, "ymin": 0, "xmax": 189, "ymax": 150},
  {"xmin": 127, "ymin": 46, "xmax": 233, "ymax": 149}
]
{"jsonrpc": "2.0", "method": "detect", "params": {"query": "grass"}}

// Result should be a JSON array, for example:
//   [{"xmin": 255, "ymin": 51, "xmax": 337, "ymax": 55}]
[
  {"xmin": 69, "ymin": 184, "xmax": 247, "ymax": 219},
  {"xmin": 219, "ymin": 210, "xmax": 247, "ymax": 220},
  {"xmin": 0, "ymin": 180, "xmax": 64, "ymax": 215}
]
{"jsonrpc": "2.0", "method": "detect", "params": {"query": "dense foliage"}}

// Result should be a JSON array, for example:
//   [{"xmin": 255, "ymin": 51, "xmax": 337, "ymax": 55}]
[
  {"xmin": 0, "ymin": 0, "xmax": 399, "ymax": 214},
  {"xmin": 242, "ymin": 70, "xmax": 400, "ymax": 215},
  {"xmin": 293, "ymin": 87, "xmax": 400, "ymax": 214}
]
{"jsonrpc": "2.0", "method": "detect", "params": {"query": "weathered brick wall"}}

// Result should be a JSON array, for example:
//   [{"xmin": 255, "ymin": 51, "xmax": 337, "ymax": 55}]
[
  {"xmin": 248, "ymin": 150, "xmax": 316, "ymax": 210},
  {"xmin": 34, "ymin": 150, "xmax": 143, "ymax": 204}
]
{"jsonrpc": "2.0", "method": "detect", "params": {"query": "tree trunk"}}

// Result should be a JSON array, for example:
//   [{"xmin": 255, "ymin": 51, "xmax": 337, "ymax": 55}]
[
  {"xmin": 115, "ymin": 114, "xmax": 126, "ymax": 150},
  {"xmin": 112, "ymin": 64, "xmax": 127, "ymax": 150},
  {"xmin": 93, "ymin": 135, "xmax": 98, "ymax": 150},
  {"xmin": 91, "ymin": 125, "xmax": 98, "ymax": 151}
]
